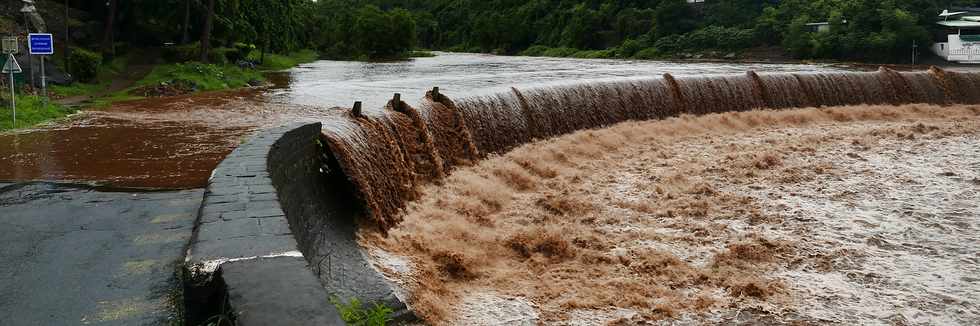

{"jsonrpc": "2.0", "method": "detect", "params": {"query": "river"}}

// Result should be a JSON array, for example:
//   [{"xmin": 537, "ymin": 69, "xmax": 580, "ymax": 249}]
[
  {"xmin": 267, "ymin": 52, "xmax": 850, "ymax": 109},
  {"xmin": 0, "ymin": 53, "xmax": 860, "ymax": 188}
]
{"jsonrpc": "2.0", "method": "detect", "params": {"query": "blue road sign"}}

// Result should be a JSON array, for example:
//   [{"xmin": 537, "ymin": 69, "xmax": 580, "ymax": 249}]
[{"xmin": 28, "ymin": 33, "xmax": 54, "ymax": 55}]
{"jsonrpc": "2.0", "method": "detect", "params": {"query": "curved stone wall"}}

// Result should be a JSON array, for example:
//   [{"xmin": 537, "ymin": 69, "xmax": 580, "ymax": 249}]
[{"xmin": 184, "ymin": 123, "xmax": 356, "ymax": 325}]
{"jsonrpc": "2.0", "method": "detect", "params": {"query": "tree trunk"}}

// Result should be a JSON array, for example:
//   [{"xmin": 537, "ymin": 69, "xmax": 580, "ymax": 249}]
[
  {"xmin": 199, "ymin": 0, "xmax": 215, "ymax": 62},
  {"xmin": 261, "ymin": 35, "xmax": 268, "ymax": 64},
  {"xmin": 64, "ymin": 0, "xmax": 71, "ymax": 75},
  {"xmin": 181, "ymin": 0, "xmax": 191, "ymax": 44},
  {"xmin": 101, "ymin": 0, "xmax": 117, "ymax": 59}
]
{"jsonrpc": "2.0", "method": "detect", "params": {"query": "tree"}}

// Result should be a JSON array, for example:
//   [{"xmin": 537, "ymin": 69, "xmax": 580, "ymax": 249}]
[
  {"xmin": 782, "ymin": 15, "xmax": 814, "ymax": 58},
  {"xmin": 181, "ymin": 0, "xmax": 192, "ymax": 44},
  {"xmin": 101, "ymin": 0, "xmax": 118, "ymax": 59},
  {"xmin": 199, "ymin": 0, "xmax": 215, "ymax": 62},
  {"xmin": 654, "ymin": 0, "xmax": 698, "ymax": 38},
  {"xmin": 351, "ymin": 5, "xmax": 417, "ymax": 58}
]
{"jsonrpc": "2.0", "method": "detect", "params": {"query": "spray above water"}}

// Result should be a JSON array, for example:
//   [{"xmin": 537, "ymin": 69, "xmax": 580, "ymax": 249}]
[{"xmin": 318, "ymin": 68, "xmax": 980, "ymax": 232}]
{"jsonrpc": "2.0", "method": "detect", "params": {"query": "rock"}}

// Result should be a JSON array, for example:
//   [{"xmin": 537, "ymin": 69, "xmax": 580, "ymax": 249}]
[
  {"xmin": 129, "ymin": 79, "xmax": 196, "ymax": 97},
  {"xmin": 247, "ymin": 79, "xmax": 264, "ymax": 87},
  {"xmin": 725, "ymin": 52, "xmax": 737, "ymax": 59},
  {"xmin": 237, "ymin": 60, "xmax": 257, "ymax": 69}
]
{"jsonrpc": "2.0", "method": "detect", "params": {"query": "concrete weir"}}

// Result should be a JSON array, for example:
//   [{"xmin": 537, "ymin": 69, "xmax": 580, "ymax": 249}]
[
  {"xmin": 182, "ymin": 68, "xmax": 980, "ymax": 325},
  {"xmin": 184, "ymin": 123, "xmax": 409, "ymax": 325}
]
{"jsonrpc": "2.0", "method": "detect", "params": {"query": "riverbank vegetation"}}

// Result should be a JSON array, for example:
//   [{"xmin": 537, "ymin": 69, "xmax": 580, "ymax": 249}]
[
  {"xmin": 319, "ymin": 0, "xmax": 970, "ymax": 63},
  {"xmin": 0, "ymin": 95, "xmax": 76, "ymax": 131}
]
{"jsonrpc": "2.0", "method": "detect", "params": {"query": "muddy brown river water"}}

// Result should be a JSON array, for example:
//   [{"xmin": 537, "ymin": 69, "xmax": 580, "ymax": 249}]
[{"xmin": 0, "ymin": 52, "xmax": 930, "ymax": 188}]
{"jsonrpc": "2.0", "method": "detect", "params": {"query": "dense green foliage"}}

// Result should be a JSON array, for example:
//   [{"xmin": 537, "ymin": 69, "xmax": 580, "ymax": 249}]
[
  {"xmin": 136, "ymin": 62, "xmax": 262, "ymax": 92},
  {"xmin": 67, "ymin": 47, "xmax": 103, "ymax": 83},
  {"xmin": 347, "ymin": 0, "xmax": 977, "ymax": 62},
  {"xmin": 63, "ymin": 0, "xmax": 980, "ymax": 63},
  {"xmin": 312, "ymin": 3, "xmax": 418, "ymax": 59}
]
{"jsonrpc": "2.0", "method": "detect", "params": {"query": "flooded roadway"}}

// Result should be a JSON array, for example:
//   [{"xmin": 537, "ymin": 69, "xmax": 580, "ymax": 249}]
[{"xmin": 0, "ymin": 52, "xmax": 859, "ymax": 189}]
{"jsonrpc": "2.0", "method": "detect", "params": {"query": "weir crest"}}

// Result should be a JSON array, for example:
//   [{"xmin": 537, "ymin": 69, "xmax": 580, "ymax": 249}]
[{"xmin": 318, "ymin": 69, "xmax": 980, "ymax": 232}]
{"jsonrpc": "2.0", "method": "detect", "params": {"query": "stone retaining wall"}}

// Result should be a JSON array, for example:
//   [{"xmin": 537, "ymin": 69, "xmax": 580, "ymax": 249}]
[
  {"xmin": 268, "ymin": 121, "xmax": 412, "ymax": 319},
  {"xmin": 185, "ymin": 122, "xmax": 345, "ymax": 326}
]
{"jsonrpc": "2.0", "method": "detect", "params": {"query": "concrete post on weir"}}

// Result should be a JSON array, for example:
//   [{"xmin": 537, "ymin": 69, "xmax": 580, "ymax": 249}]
[
  {"xmin": 391, "ymin": 93, "xmax": 403, "ymax": 112},
  {"xmin": 351, "ymin": 101, "xmax": 363, "ymax": 118}
]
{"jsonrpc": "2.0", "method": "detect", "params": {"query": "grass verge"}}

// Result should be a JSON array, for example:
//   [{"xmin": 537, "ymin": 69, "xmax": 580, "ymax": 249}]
[
  {"xmin": 410, "ymin": 50, "xmax": 437, "ymax": 58},
  {"xmin": 52, "ymin": 48, "xmax": 320, "ymax": 110},
  {"xmin": 247, "ymin": 49, "xmax": 319, "ymax": 71},
  {"xmin": 0, "ymin": 95, "xmax": 75, "ymax": 131},
  {"xmin": 136, "ymin": 62, "xmax": 264, "ymax": 91}
]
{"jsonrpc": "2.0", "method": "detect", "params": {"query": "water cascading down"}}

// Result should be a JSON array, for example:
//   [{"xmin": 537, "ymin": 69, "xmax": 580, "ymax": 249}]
[{"xmin": 318, "ymin": 68, "xmax": 980, "ymax": 232}]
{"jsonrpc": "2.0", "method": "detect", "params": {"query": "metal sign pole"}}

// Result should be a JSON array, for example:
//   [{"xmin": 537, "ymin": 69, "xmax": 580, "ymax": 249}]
[
  {"xmin": 3, "ymin": 53, "xmax": 21, "ymax": 128},
  {"xmin": 40, "ymin": 55, "xmax": 45, "ymax": 105},
  {"xmin": 9, "ymin": 72, "xmax": 14, "ymax": 126}
]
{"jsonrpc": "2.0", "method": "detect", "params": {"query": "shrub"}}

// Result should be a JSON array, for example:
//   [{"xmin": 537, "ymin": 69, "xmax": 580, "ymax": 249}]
[
  {"xmin": 162, "ymin": 42, "xmax": 200, "ymax": 62},
  {"xmin": 209, "ymin": 47, "xmax": 234, "ymax": 65},
  {"xmin": 67, "ymin": 47, "xmax": 102, "ymax": 82},
  {"xmin": 653, "ymin": 27, "xmax": 756, "ymax": 54},
  {"xmin": 520, "ymin": 45, "xmax": 551, "ymax": 56},
  {"xmin": 540, "ymin": 47, "xmax": 579, "ymax": 57},
  {"xmin": 654, "ymin": 34, "xmax": 683, "ymax": 53},
  {"xmin": 330, "ymin": 297, "xmax": 393, "ymax": 326},
  {"xmin": 230, "ymin": 43, "xmax": 255, "ymax": 62},
  {"xmin": 571, "ymin": 49, "xmax": 616, "ymax": 59},
  {"xmin": 617, "ymin": 38, "xmax": 643, "ymax": 58},
  {"xmin": 633, "ymin": 47, "xmax": 660, "ymax": 59}
]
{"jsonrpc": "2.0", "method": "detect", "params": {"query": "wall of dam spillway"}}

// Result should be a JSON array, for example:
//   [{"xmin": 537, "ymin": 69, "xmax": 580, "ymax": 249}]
[
  {"xmin": 186, "ymin": 68, "xmax": 980, "ymax": 322},
  {"xmin": 317, "ymin": 68, "xmax": 980, "ymax": 232}
]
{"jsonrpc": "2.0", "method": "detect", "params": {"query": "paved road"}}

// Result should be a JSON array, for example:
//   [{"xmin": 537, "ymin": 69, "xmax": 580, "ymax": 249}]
[{"xmin": 0, "ymin": 183, "xmax": 202, "ymax": 325}]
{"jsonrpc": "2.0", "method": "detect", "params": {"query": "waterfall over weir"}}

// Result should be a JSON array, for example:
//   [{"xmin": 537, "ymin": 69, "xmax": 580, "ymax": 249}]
[{"xmin": 318, "ymin": 68, "xmax": 980, "ymax": 232}]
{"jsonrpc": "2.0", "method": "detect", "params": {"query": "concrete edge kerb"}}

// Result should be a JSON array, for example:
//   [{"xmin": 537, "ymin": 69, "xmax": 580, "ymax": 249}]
[{"xmin": 185, "ymin": 122, "xmax": 345, "ymax": 325}]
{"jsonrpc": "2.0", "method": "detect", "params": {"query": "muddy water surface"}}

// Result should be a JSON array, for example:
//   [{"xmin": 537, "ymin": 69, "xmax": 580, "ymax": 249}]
[
  {"xmin": 0, "ymin": 53, "xmax": 856, "ymax": 188},
  {"xmin": 266, "ymin": 52, "xmax": 853, "ymax": 110},
  {"xmin": 0, "ymin": 89, "xmax": 329, "ymax": 188}
]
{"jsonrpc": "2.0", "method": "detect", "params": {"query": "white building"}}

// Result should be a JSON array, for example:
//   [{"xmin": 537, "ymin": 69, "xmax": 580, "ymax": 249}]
[{"xmin": 932, "ymin": 16, "xmax": 980, "ymax": 63}]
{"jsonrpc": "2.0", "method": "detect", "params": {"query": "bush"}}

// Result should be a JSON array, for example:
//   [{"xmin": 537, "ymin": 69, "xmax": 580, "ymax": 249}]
[
  {"xmin": 67, "ymin": 47, "xmax": 102, "ymax": 82},
  {"xmin": 540, "ymin": 47, "xmax": 579, "ymax": 57},
  {"xmin": 520, "ymin": 45, "xmax": 551, "ymax": 56},
  {"xmin": 209, "ymin": 47, "xmax": 234, "ymax": 65},
  {"xmin": 571, "ymin": 49, "xmax": 616, "ymax": 59},
  {"xmin": 654, "ymin": 35, "xmax": 683, "ymax": 53},
  {"xmin": 331, "ymin": 297, "xmax": 393, "ymax": 326},
  {"xmin": 653, "ymin": 27, "xmax": 755, "ymax": 54},
  {"xmin": 162, "ymin": 42, "xmax": 200, "ymax": 62},
  {"xmin": 633, "ymin": 47, "xmax": 660, "ymax": 59},
  {"xmin": 137, "ymin": 62, "xmax": 263, "ymax": 92},
  {"xmin": 230, "ymin": 43, "xmax": 256, "ymax": 62},
  {"xmin": 617, "ymin": 38, "xmax": 643, "ymax": 58}
]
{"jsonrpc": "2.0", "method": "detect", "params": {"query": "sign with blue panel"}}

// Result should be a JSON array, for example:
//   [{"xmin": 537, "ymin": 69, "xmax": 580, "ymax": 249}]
[{"xmin": 28, "ymin": 33, "xmax": 54, "ymax": 55}]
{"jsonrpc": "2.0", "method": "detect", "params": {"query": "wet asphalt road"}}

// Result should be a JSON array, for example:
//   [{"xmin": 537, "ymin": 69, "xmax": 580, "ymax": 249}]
[{"xmin": 0, "ymin": 183, "xmax": 202, "ymax": 325}]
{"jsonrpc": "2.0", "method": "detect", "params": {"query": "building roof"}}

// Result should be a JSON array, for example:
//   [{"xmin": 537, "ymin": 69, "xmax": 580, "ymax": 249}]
[{"xmin": 937, "ymin": 20, "xmax": 980, "ymax": 28}]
